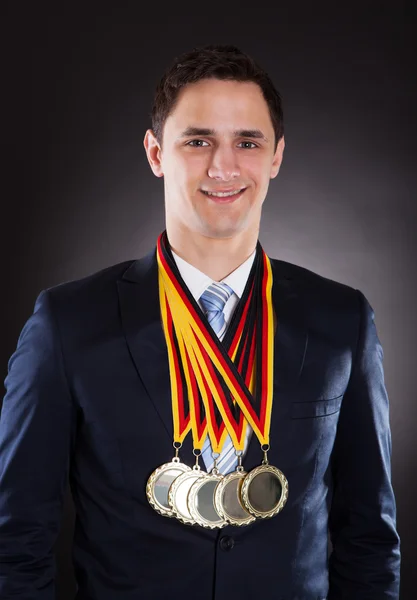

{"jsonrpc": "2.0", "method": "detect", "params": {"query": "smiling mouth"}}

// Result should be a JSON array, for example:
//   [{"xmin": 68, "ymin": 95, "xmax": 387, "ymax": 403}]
[{"xmin": 201, "ymin": 187, "xmax": 246, "ymax": 199}]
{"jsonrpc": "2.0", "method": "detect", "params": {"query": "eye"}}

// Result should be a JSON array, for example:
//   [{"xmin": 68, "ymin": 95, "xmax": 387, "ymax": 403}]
[
  {"xmin": 186, "ymin": 139, "xmax": 209, "ymax": 147},
  {"xmin": 239, "ymin": 141, "xmax": 258, "ymax": 149}
]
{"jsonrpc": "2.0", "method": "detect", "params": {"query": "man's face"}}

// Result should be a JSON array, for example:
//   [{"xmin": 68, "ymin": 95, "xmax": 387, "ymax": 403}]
[{"xmin": 145, "ymin": 78, "xmax": 285, "ymax": 239}]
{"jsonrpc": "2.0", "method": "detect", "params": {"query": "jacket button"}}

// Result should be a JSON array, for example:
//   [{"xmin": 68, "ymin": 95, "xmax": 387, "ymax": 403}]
[{"xmin": 220, "ymin": 536, "xmax": 235, "ymax": 551}]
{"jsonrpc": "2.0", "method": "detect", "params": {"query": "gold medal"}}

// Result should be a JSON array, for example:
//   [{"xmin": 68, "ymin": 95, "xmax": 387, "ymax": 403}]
[
  {"xmin": 146, "ymin": 443, "xmax": 191, "ymax": 518},
  {"xmin": 241, "ymin": 450, "xmax": 288, "ymax": 519},
  {"xmin": 188, "ymin": 468, "xmax": 227, "ymax": 529},
  {"xmin": 214, "ymin": 454, "xmax": 255, "ymax": 526},
  {"xmin": 146, "ymin": 457, "xmax": 191, "ymax": 517}
]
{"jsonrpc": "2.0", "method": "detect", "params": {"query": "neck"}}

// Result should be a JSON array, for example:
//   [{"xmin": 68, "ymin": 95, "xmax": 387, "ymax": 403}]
[{"xmin": 166, "ymin": 224, "xmax": 258, "ymax": 281}]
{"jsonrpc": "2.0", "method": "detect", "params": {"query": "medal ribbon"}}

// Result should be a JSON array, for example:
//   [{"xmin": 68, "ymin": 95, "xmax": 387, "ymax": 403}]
[{"xmin": 157, "ymin": 231, "xmax": 274, "ymax": 453}]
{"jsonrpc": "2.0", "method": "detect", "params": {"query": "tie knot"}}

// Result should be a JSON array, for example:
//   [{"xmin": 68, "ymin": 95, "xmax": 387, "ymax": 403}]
[{"xmin": 200, "ymin": 282, "xmax": 234, "ymax": 315}]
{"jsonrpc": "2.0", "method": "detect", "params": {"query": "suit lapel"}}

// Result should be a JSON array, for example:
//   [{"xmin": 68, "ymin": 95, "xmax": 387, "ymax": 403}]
[
  {"xmin": 117, "ymin": 248, "xmax": 196, "ymax": 466},
  {"xmin": 117, "ymin": 250, "xmax": 308, "ymax": 471},
  {"xmin": 117, "ymin": 250, "xmax": 173, "ymax": 438}
]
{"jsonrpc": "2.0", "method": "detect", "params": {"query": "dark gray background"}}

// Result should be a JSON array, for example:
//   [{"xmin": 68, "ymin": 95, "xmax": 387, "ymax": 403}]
[{"xmin": 3, "ymin": 3, "xmax": 416, "ymax": 598}]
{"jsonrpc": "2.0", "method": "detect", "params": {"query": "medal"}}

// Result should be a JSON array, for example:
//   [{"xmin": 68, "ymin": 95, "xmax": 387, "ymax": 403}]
[
  {"xmin": 146, "ymin": 443, "xmax": 191, "ymax": 518},
  {"xmin": 188, "ymin": 467, "xmax": 227, "ymax": 529},
  {"xmin": 187, "ymin": 453, "xmax": 227, "ymax": 529},
  {"xmin": 146, "ymin": 460, "xmax": 190, "ymax": 518},
  {"xmin": 240, "ymin": 446, "xmax": 288, "ymax": 519},
  {"xmin": 214, "ymin": 453, "xmax": 255, "ymax": 526},
  {"xmin": 168, "ymin": 451, "xmax": 206, "ymax": 525}
]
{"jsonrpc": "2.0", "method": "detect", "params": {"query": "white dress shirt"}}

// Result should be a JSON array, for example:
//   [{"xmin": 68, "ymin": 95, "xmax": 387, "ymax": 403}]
[{"xmin": 171, "ymin": 248, "xmax": 256, "ymax": 471}]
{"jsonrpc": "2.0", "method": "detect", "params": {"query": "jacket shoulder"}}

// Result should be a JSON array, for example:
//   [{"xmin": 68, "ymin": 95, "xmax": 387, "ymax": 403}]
[
  {"xmin": 270, "ymin": 257, "xmax": 358, "ymax": 298},
  {"xmin": 269, "ymin": 257, "xmax": 364, "ymax": 336},
  {"xmin": 46, "ymin": 260, "xmax": 135, "ymax": 297},
  {"xmin": 43, "ymin": 247, "xmax": 155, "ymax": 303}
]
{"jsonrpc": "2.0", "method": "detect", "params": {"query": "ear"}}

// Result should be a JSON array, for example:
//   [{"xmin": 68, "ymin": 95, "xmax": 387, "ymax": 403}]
[
  {"xmin": 143, "ymin": 129, "xmax": 164, "ymax": 177},
  {"xmin": 270, "ymin": 136, "xmax": 285, "ymax": 179}
]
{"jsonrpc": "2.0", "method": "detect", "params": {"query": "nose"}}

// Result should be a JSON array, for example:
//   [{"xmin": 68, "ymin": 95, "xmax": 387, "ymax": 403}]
[{"xmin": 207, "ymin": 146, "xmax": 240, "ymax": 181}]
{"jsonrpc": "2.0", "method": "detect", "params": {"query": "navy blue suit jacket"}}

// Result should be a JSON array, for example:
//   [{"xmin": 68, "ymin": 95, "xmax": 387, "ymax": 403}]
[{"xmin": 0, "ymin": 249, "xmax": 400, "ymax": 599}]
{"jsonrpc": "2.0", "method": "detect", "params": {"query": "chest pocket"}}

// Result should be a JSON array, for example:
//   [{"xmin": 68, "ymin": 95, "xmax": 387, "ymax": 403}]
[{"xmin": 291, "ymin": 394, "xmax": 343, "ymax": 419}]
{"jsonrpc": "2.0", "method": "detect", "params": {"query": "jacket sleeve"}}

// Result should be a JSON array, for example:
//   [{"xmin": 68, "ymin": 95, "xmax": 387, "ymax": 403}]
[
  {"xmin": 328, "ymin": 290, "xmax": 401, "ymax": 599},
  {"xmin": 0, "ymin": 290, "xmax": 77, "ymax": 599}
]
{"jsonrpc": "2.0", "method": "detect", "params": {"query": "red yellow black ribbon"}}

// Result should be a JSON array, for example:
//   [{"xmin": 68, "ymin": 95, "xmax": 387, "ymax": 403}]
[{"xmin": 157, "ymin": 231, "xmax": 274, "ymax": 454}]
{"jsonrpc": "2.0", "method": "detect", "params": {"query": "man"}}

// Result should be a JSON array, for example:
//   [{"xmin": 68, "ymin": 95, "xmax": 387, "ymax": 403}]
[{"xmin": 0, "ymin": 44, "xmax": 400, "ymax": 599}]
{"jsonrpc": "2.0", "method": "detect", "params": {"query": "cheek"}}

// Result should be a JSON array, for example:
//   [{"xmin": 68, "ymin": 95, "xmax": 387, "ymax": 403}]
[
  {"xmin": 241, "ymin": 156, "xmax": 270, "ymax": 182},
  {"xmin": 166, "ymin": 168, "xmax": 200, "ymax": 200},
  {"xmin": 171, "ymin": 156, "xmax": 206, "ymax": 187},
  {"xmin": 164, "ymin": 163, "xmax": 187, "ymax": 190}
]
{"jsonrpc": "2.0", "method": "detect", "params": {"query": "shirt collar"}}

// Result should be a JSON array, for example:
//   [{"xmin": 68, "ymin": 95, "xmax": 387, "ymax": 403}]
[{"xmin": 171, "ymin": 248, "xmax": 256, "ymax": 303}]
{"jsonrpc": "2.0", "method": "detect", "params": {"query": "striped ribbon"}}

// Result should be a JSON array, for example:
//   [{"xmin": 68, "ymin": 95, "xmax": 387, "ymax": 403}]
[{"xmin": 156, "ymin": 231, "xmax": 274, "ymax": 457}]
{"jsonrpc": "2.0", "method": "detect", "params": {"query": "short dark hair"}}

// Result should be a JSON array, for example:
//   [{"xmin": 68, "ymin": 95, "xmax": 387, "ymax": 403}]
[{"xmin": 151, "ymin": 44, "xmax": 284, "ymax": 150}]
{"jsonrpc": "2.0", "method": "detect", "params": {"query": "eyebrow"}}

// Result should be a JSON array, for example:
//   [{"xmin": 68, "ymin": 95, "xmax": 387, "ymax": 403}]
[{"xmin": 179, "ymin": 127, "xmax": 269, "ymax": 142}]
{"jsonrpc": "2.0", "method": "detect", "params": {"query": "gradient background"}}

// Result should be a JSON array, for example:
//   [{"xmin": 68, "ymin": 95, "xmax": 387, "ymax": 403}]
[{"xmin": 3, "ymin": 3, "xmax": 416, "ymax": 599}]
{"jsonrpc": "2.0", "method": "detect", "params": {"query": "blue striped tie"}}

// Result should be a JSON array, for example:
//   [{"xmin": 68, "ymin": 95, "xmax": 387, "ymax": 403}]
[
  {"xmin": 199, "ymin": 282, "xmax": 239, "ymax": 474},
  {"xmin": 199, "ymin": 282, "xmax": 233, "ymax": 340}
]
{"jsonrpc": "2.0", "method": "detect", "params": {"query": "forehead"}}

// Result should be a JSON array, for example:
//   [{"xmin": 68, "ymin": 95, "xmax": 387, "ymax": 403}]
[{"xmin": 165, "ymin": 78, "xmax": 273, "ymax": 135}]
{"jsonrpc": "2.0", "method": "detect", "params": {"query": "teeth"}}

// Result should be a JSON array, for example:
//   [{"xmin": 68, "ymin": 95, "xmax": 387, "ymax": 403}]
[{"xmin": 204, "ymin": 189, "xmax": 244, "ymax": 197}]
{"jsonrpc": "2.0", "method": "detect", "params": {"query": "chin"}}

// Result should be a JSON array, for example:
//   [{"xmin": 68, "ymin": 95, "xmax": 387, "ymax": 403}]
[{"xmin": 197, "ymin": 220, "xmax": 247, "ymax": 240}]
